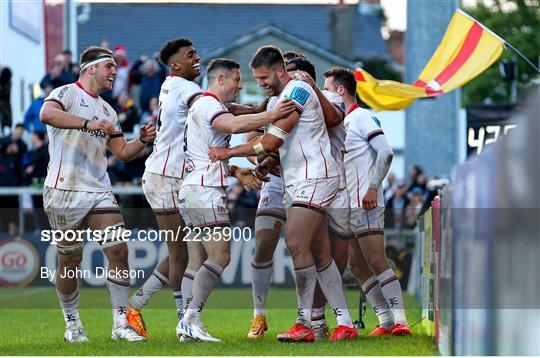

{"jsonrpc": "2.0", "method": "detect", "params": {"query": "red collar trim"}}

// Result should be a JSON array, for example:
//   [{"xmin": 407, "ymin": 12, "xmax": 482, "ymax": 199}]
[
  {"xmin": 169, "ymin": 74, "xmax": 183, "ymax": 78},
  {"xmin": 347, "ymin": 104, "xmax": 360, "ymax": 115},
  {"xmin": 75, "ymin": 82, "xmax": 99, "ymax": 98},
  {"xmin": 203, "ymin": 92, "xmax": 220, "ymax": 102}
]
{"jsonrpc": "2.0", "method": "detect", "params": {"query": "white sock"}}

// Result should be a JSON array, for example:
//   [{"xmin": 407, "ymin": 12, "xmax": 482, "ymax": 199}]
[
  {"xmin": 377, "ymin": 268, "xmax": 408, "ymax": 325},
  {"xmin": 362, "ymin": 275, "xmax": 393, "ymax": 329},
  {"xmin": 107, "ymin": 277, "xmax": 130, "ymax": 329},
  {"xmin": 181, "ymin": 269, "xmax": 196, "ymax": 314},
  {"xmin": 184, "ymin": 261, "xmax": 223, "ymax": 324},
  {"xmin": 251, "ymin": 260, "xmax": 273, "ymax": 317},
  {"xmin": 129, "ymin": 270, "xmax": 168, "ymax": 309},
  {"xmin": 294, "ymin": 265, "xmax": 317, "ymax": 326},
  {"xmin": 57, "ymin": 285, "xmax": 80, "ymax": 329},
  {"xmin": 173, "ymin": 291, "xmax": 183, "ymax": 320},
  {"xmin": 316, "ymin": 261, "xmax": 353, "ymax": 327}
]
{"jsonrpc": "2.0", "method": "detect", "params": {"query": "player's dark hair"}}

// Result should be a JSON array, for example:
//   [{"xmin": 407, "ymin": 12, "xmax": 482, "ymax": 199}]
[
  {"xmin": 282, "ymin": 51, "xmax": 306, "ymax": 61},
  {"xmin": 207, "ymin": 58, "xmax": 240, "ymax": 84},
  {"xmin": 79, "ymin": 46, "xmax": 113, "ymax": 67},
  {"xmin": 159, "ymin": 38, "xmax": 193, "ymax": 65},
  {"xmin": 249, "ymin": 46, "xmax": 285, "ymax": 70},
  {"xmin": 323, "ymin": 67, "xmax": 356, "ymax": 97},
  {"xmin": 286, "ymin": 57, "xmax": 316, "ymax": 82}
]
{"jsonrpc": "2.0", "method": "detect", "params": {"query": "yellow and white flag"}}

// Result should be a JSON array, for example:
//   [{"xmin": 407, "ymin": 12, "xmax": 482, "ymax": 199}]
[{"xmin": 356, "ymin": 9, "xmax": 505, "ymax": 112}]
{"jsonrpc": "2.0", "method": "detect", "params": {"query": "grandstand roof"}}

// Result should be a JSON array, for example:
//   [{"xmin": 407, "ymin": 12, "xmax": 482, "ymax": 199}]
[{"xmin": 77, "ymin": 3, "xmax": 388, "ymax": 62}]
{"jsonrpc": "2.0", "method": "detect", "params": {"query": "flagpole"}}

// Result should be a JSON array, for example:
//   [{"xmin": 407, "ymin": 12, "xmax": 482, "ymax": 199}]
[{"xmin": 457, "ymin": 8, "xmax": 540, "ymax": 74}]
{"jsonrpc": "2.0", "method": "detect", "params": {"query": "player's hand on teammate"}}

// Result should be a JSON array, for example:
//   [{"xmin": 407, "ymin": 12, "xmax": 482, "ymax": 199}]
[
  {"xmin": 254, "ymin": 158, "xmax": 274, "ymax": 182},
  {"xmin": 270, "ymin": 98, "xmax": 296, "ymax": 120},
  {"xmin": 362, "ymin": 188, "xmax": 378, "ymax": 210},
  {"xmin": 235, "ymin": 167, "xmax": 262, "ymax": 191},
  {"xmin": 87, "ymin": 119, "xmax": 115, "ymax": 134},
  {"xmin": 139, "ymin": 122, "xmax": 156, "ymax": 143},
  {"xmin": 292, "ymin": 70, "xmax": 316, "ymax": 88},
  {"xmin": 208, "ymin": 147, "xmax": 231, "ymax": 162}
]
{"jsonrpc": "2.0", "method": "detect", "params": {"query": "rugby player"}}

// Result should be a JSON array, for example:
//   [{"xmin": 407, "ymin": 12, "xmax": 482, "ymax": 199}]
[
  {"xmin": 176, "ymin": 58, "xmax": 295, "ymax": 342},
  {"xmin": 126, "ymin": 37, "xmax": 203, "ymax": 338},
  {"xmin": 286, "ymin": 57, "xmax": 352, "ymax": 340},
  {"xmin": 323, "ymin": 67, "xmax": 411, "ymax": 336},
  {"xmin": 40, "ymin": 46, "xmax": 156, "ymax": 342},
  {"xmin": 209, "ymin": 46, "xmax": 357, "ymax": 342},
  {"xmin": 247, "ymin": 56, "xmax": 351, "ymax": 340}
]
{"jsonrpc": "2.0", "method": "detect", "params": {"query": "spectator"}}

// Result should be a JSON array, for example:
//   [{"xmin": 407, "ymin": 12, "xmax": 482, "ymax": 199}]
[
  {"xmin": 0, "ymin": 124, "xmax": 27, "ymax": 232},
  {"xmin": 0, "ymin": 124, "xmax": 27, "ymax": 186},
  {"xmin": 23, "ymin": 132, "xmax": 50, "ymax": 231},
  {"xmin": 404, "ymin": 187, "xmax": 425, "ymax": 229},
  {"xmin": 23, "ymin": 132, "xmax": 49, "ymax": 184},
  {"xmin": 114, "ymin": 93, "xmax": 140, "ymax": 133},
  {"xmin": 23, "ymin": 82, "xmax": 53, "ymax": 134},
  {"xmin": 384, "ymin": 171, "xmax": 397, "ymax": 203},
  {"xmin": 141, "ymin": 97, "xmax": 159, "ymax": 125},
  {"xmin": 406, "ymin": 164, "xmax": 427, "ymax": 195},
  {"xmin": 0, "ymin": 66, "xmax": 12, "ymax": 130},
  {"xmin": 385, "ymin": 182, "xmax": 409, "ymax": 229},
  {"xmin": 40, "ymin": 54, "xmax": 75, "ymax": 89},
  {"xmin": 112, "ymin": 45, "xmax": 130, "ymax": 100},
  {"xmin": 130, "ymin": 56, "xmax": 166, "ymax": 112},
  {"xmin": 62, "ymin": 49, "xmax": 79, "ymax": 79}
]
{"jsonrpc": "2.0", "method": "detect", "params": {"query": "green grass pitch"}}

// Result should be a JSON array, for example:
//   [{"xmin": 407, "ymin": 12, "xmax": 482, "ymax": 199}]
[{"xmin": 0, "ymin": 287, "xmax": 436, "ymax": 355}]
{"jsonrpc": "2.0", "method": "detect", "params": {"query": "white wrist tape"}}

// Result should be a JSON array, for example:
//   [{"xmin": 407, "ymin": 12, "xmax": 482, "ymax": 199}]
[
  {"xmin": 253, "ymin": 143, "xmax": 267, "ymax": 155},
  {"xmin": 267, "ymin": 125, "xmax": 288, "ymax": 141}
]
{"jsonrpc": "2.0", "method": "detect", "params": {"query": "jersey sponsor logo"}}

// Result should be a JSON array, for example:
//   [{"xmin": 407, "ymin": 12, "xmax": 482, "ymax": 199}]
[
  {"xmin": 78, "ymin": 128, "xmax": 107, "ymax": 138},
  {"xmin": 80, "ymin": 98, "xmax": 89, "ymax": 108},
  {"xmin": 216, "ymin": 206, "xmax": 227, "ymax": 215},
  {"xmin": 371, "ymin": 116, "xmax": 381, "ymax": 128},
  {"xmin": 161, "ymin": 88, "xmax": 169, "ymax": 94},
  {"xmin": 289, "ymin": 87, "xmax": 310, "ymax": 106},
  {"xmin": 103, "ymin": 105, "xmax": 111, "ymax": 117}
]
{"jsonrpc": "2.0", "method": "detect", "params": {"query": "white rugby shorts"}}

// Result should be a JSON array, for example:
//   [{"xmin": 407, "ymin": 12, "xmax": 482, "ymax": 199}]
[
  {"xmin": 43, "ymin": 186, "xmax": 120, "ymax": 230},
  {"xmin": 350, "ymin": 206, "xmax": 385, "ymax": 238},
  {"xmin": 285, "ymin": 176, "xmax": 340, "ymax": 213},
  {"xmin": 181, "ymin": 185, "xmax": 230, "ymax": 228}
]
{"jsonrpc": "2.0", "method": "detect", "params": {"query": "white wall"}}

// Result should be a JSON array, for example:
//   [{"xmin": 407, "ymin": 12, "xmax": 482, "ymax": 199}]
[{"xmin": 0, "ymin": 0, "xmax": 46, "ymax": 132}]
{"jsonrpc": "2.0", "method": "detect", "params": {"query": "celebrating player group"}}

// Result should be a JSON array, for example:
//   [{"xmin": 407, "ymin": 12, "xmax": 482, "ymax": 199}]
[{"xmin": 40, "ymin": 38, "xmax": 411, "ymax": 344}]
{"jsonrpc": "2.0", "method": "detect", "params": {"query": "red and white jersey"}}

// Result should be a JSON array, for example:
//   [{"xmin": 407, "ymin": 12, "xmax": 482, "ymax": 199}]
[
  {"xmin": 183, "ymin": 93, "xmax": 231, "ymax": 187},
  {"xmin": 268, "ymin": 80, "xmax": 338, "ymax": 185},
  {"xmin": 145, "ymin": 75, "xmax": 203, "ymax": 178},
  {"xmin": 44, "ymin": 82, "xmax": 121, "ymax": 192},
  {"xmin": 322, "ymin": 90, "xmax": 347, "ymax": 189},
  {"xmin": 344, "ymin": 105, "xmax": 385, "ymax": 208}
]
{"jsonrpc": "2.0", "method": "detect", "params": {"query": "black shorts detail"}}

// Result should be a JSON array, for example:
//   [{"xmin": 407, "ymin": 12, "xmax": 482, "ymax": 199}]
[{"xmin": 292, "ymin": 203, "xmax": 326, "ymax": 215}]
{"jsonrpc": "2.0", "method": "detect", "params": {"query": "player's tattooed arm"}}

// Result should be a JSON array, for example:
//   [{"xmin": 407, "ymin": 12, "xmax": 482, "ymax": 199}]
[
  {"xmin": 292, "ymin": 70, "xmax": 343, "ymax": 127},
  {"xmin": 107, "ymin": 122, "xmax": 156, "ymax": 162},
  {"xmin": 362, "ymin": 134, "xmax": 394, "ymax": 210},
  {"xmin": 40, "ymin": 101, "xmax": 115, "ymax": 133}
]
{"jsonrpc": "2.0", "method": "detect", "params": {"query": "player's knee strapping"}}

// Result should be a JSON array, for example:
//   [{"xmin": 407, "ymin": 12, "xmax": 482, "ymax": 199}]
[
  {"xmin": 255, "ymin": 213, "xmax": 285, "ymax": 232},
  {"xmin": 57, "ymin": 242, "xmax": 84, "ymax": 256}
]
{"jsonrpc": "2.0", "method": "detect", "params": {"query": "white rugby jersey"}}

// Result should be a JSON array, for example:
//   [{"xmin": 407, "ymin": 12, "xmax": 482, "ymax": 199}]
[
  {"xmin": 322, "ymin": 90, "xmax": 347, "ymax": 190},
  {"xmin": 344, "ymin": 105, "xmax": 385, "ymax": 208},
  {"xmin": 145, "ymin": 75, "xmax": 203, "ymax": 178},
  {"xmin": 268, "ymin": 80, "xmax": 338, "ymax": 185},
  {"xmin": 183, "ymin": 93, "xmax": 231, "ymax": 187},
  {"xmin": 44, "ymin": 82, "xmax": 122, "ymax": 192}
]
